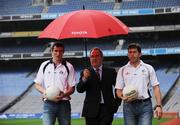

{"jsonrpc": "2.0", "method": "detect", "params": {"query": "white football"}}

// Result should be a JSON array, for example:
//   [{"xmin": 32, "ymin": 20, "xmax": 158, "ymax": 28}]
[
  {"xmin": 123, "ymin": 85, "xmax": 138, "ymax": 100},
  {"xmin": 45, "ymin": 85, "xmax": 60, "ymax": 101}
]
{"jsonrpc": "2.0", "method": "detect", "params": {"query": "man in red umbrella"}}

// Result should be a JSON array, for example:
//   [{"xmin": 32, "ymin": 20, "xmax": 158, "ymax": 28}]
[
  {"xmin": 76, "ymin": 47, "xmax": 121, "ymax": 125},
  {"xmin": 34, "ymin": 42, "xmax": 76, "ymax": 125}
]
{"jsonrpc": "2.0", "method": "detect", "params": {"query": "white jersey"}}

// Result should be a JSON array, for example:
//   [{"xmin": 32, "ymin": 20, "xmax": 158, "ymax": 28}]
[
  {"xmin": 34, "ymin": 60, "xmax": 76, "ymax": 100},
  {"xmin": 115, "ymin": 60, "xmax": 159, "ymax": 99}
]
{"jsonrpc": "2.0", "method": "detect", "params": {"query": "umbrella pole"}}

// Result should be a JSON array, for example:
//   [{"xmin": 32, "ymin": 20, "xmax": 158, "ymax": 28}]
[{"xmin": 84, "ymin": 38, "xmax": 88, "ymax": 67}]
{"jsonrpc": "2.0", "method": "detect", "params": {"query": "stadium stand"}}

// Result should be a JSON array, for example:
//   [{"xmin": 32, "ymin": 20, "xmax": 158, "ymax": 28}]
[
  {"xmin": 120, "ymin": 0, "xmax": 180, "ymax": 9},
  {"xmin": 156, "ymin": 68, "xmax": 179, "ymax": 97},
  {"xmin": 1, "ymin": 62, "xmax": 178, "ymax": 115},
  {"xmin": 2, "ymin": 69, "xmax": 85, "ymax": 114},
  {"xmin": 0, "ymin": 0, "xmax": 180, "ymax": 120},
  {"xmin": 0, "ymin": 69, "xmax": 34, "ymax": 113},
  {"xmin": 48, "ymin": 1, "xmax": 114, "ymax": 13},
  {"xmin": 121, "ymin": 0, "xmax": 154, "ymax": 9},
  {"xmin": 121, "ymin": 39, "xmax": 180, "ymax": 49},
  {"xmin": 0, "ymin": 0, "xmax": 43, "ymax": 15},
  {"xmin": 0, "ymin": 71, "xmax": 33, "ymax": 96},
  {"xmin": 58, "ymin": 39, "xmax": 118, "ymax": 51},
  {"xmin": 153, "ymin": 0, "xmax": 180, "ymax": 8},
  {"xmin": 0, "ymin": 39, "xmax": 47, "ymax": 53},
  {"xmin": 163, "ymin": 80, "xmax": 180, "ymax": 114}
]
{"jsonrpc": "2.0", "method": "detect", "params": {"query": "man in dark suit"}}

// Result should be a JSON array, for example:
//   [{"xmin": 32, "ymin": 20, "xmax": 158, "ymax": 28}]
[{"xmin": 76, "ymin": 47, "xmax": 121, "ymax": 125}]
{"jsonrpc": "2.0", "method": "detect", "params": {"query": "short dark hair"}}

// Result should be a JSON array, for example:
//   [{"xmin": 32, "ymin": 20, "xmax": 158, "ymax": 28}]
[
  {"xmin": 128, "ymin": 43, "xmax": 141, "ymax": 53},
  {"xmin": 51, "ymin": 42, "xmax": 64, "ymax": 52}
]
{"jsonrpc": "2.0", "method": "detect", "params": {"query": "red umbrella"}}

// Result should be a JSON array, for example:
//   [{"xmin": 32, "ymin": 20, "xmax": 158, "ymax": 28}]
[
  {"xmin": 39, "ymin": 10, "xmax": 128, "ymax": 39},
  {"xmin": 39, "ymin": 10, "xmax": 129, "ymax": 65}
]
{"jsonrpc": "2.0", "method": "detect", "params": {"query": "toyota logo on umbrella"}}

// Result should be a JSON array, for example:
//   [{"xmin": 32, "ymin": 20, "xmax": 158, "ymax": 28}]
[{"xmin": 71, "ymin": 31, "xmax": 88, "ymax": 35}]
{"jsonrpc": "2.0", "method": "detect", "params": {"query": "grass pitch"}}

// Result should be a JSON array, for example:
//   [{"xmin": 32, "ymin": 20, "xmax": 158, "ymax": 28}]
[{"xmin": 0, "ymin": 118, "xmax": 170, "ymax": 125}]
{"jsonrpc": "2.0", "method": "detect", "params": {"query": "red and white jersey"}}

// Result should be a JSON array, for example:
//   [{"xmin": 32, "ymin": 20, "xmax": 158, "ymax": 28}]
[
  {"xmin": 34, "ymin": 60, "xmax": 76, "ymax": 100},
  {"xmin": 115, "ymin": 60, "xmax": 159, "ymax": 99}
]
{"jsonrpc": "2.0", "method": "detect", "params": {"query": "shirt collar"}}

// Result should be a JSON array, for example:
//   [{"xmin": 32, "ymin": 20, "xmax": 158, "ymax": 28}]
[
  {"xmin": 93, "ymin": 65, "xmax": 102, "ymax": 71},
  {"xmin": 127, "ymin": 60, "xmax": 144, "ymax": 68}
]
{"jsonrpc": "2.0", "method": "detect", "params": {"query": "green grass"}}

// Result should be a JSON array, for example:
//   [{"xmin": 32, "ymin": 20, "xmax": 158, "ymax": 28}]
[{"xmin": 0, "ymin": 118, "xmax": 170, "ymax": 125}]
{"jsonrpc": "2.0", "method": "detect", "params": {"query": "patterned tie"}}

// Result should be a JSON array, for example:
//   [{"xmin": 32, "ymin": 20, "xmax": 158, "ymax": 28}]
[
  {"xmin": 96, "ymin": 68, "xmax": 100, "ymax": 80},
  {"xmin": 96, "ymin": 68, "xmax": 104, "ymax": 103}
]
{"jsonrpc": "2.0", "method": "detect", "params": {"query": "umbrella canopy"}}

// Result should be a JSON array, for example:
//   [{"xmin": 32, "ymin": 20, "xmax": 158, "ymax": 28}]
[{"xmin": 39, "ymin": 10, "xmax": 129, "ymax": 39}]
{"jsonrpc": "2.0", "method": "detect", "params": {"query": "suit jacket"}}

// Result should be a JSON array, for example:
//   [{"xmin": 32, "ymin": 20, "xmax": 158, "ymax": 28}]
[{"xmin": 76, "ymin": 66, "xmax": 121, "ymax": 118}]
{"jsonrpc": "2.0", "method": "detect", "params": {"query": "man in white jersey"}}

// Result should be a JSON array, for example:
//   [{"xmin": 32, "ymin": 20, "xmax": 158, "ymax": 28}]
[
  {"xmin": 115, "ymin": 43, "xmax": 163, "ymax": 125},
  {"xmin": 34, "ymin": 42, "xmax": 76, "ymax": 125}
]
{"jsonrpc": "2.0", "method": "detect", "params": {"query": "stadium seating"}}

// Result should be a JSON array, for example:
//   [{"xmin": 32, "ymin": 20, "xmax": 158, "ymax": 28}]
[
  {"xmin": 58, "ymin": 39, "xmax": 117, "ymax": 51},
  {"xmin": 1, "ymin": 0, "xmax": 180, "ymax": 16},
  {"xmin": 0, "ymin": 96, "xmax": 17, "ymax": 112},
  {"xmin": 153, "ymin": 0, "xmax": 180, "ymax": 8},
  {"xmin": 2, "ymin": 69, "xmax": 85, "ymax": 114},
  {"xmin": 0, "ymin": 40, "xmax": 47, "ymax": 53},
  {"xmin": 1, "ymin": 0, "xmax": 180, "ymax": 118},
  {"xmin": 0, "ymin": 0, "xmax": 43, "ymax": 15},
  {"xmin": 1, "ymin": 38, "xmax": 179, "ymax": 54},
  {"xmin": 0, "ymin": 71, "xmax": 33, "ymax": 96},
  {"xmin": 156, "ymin": 69, "xmax": 179, "ymax": 97},
  {"xmin": 163, "ymin": 87, "xmax": 180, "ymax": 113},
  {"xmin": 0, "ymin": 0, "xmax": 114, "ymax": 15},
  {"xmin": 121, "ymin": 39, "xmax": 180, "ymax": 49},
  {"xmin": 48, "ymin": 0, "xmax": 114, "ymax": 13},
  {"xmin": 121, "ymin": 0, "xmax": 154, "ymax": 9},
  {"xmin": 120, "ymin": 0, "xmax": 180, "ymax": 10},
  {"xmin": 1, "ymin": 63, "xmax": 179, "ymax": 114},
  {"xmin": 0, "ymin": 69, "xmax": 34, "ymax": 112},
  {"xmin": 4, "ymin": 94, "xmax": 43, "ymax": 114}
]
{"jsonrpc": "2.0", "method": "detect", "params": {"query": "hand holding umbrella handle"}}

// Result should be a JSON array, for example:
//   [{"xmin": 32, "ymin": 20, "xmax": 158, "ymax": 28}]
[{"xmin": 82, "ymin": 68, "xmax": 91, "ymax": 80}]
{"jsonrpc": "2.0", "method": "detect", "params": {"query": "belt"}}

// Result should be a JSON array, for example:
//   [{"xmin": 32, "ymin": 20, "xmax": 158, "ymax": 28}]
[
  {"xmin": 43, "ymin": 99, "xmax": 69, "ymax": 103},
  {"xmin": 130, "ymin": 98, "xmax": 151, "ymax": 103}
]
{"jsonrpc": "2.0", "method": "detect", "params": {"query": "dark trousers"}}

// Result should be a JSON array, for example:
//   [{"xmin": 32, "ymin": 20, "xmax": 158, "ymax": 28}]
[{"xmin": 85, "ymin": 104, "xmax": 113, "ymax": 125}]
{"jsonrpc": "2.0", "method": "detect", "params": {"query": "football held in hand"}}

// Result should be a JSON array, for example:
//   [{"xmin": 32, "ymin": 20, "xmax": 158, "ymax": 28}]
[
  {"xmin": 45, "ymin": 85, "xmax": 61, "ymax": 101},
  {"xmin": 123, "ymin": 85, "xmax": 138, "ymax": 101}
]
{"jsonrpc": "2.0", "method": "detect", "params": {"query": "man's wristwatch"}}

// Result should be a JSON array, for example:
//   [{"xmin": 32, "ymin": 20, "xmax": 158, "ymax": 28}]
[
  {"xmin": 43, "ymin": 98, "xmax": 47, "ymax": 102},
  {"xmin": 154, "ymin": 105, "xmax": 162, "ymax": 110}
]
